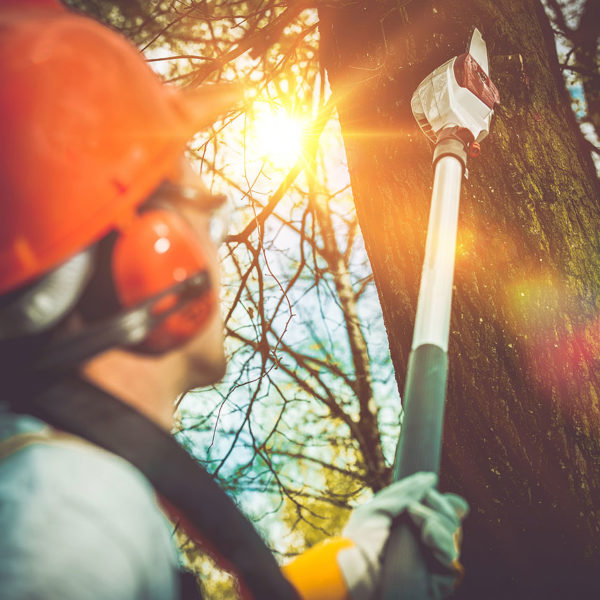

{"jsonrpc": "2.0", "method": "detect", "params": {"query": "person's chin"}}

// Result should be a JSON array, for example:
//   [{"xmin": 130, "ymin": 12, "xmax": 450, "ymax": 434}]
[{"xmin": 185, "ymin": 348, "xmax": 228, "ymax": 389}]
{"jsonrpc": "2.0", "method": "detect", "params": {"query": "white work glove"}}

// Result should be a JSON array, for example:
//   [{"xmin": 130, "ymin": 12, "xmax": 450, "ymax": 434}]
[{"xmin": 337, "ymin": 472, "xmax": 468, "ymax": 600}]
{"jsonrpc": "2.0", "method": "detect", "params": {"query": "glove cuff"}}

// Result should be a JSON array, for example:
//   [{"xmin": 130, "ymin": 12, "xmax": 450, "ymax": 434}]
[{"xmin": 282, "ymin": 537, "xmax": 354, "ymax": 600}]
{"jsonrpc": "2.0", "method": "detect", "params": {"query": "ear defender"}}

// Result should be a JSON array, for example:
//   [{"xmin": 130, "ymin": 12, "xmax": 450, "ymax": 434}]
[{"xmin": 111, "ymin": 209, "xmax": 215, "ymax": 353}]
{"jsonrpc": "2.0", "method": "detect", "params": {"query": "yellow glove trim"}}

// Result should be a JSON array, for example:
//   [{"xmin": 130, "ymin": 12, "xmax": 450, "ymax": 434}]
[{"xmin": 282, "ymin": 537, "xmax": 354, "ymax": 600}]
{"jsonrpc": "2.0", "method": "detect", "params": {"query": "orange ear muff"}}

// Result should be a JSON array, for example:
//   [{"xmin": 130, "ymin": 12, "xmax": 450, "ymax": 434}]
[{"xmin": 111, "ymin": 209, "xmax": 215, "ymax": 353}]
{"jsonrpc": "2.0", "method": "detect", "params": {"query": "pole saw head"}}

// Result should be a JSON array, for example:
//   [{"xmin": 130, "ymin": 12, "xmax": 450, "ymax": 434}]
[{"xmin": 411, "ymin": 28, "xmax": 500, "ymax": 145}]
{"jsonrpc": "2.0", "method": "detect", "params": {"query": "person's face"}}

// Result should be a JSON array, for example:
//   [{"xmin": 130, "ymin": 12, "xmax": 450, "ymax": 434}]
[{"xmin": 161, "ymin": 164, "xmax": 230, "ymax": 390}]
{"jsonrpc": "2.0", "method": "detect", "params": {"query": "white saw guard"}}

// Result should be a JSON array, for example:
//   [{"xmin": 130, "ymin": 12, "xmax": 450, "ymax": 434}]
[{"xmin": 411, "ymin": 57, "xmax": 493, "ymax": 143}]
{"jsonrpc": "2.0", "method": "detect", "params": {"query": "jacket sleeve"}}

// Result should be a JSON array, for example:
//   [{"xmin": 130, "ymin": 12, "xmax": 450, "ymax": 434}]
[
  {"xmin": 0, "ymin": 437, "xmax": 179, "ymax": 600},
  {"xmin": 281, "ymin": 537, "xmax": 354, "ymax": 600}
]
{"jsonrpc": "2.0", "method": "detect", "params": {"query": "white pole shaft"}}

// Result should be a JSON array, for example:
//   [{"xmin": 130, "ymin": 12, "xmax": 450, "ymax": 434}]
[{"xmin": 411, "ymin": 155, "xmax": 463, "ymax": 352}]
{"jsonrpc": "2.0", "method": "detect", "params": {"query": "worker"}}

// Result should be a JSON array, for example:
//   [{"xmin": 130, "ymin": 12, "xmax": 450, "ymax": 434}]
[{"xmin": 0, "ymin": 1, "xmax": 468, "ymax": 599}]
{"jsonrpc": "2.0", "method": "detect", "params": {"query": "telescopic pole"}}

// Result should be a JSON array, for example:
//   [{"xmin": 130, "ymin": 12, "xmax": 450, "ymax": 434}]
[
  {"xmin": 394, "ymin": 141, "xmax": 465, "ymax": 480},
  {"xmin": 379, "ymin": 132, "xmax": 467, "ymax": 600},
  {"xmin": 378, "ymin": 25, "xmax": 500, "ymax": 600}
]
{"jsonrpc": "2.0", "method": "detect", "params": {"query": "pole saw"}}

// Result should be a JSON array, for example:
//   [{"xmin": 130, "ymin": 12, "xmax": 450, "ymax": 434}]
[{"xmin": 379, "ymin": 28, "xmax": 500, "ymax": 600}]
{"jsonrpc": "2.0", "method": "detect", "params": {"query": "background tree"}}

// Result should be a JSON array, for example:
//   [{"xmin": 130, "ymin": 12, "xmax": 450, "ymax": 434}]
[{"xmin": 65, "ymin": 1, "xmax": 600, "ymax": 598}]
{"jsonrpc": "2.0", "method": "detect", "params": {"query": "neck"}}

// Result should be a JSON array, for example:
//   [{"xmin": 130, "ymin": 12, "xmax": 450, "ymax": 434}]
[{"xmin": 80, "ymin": 349, "xmax": 186, "ymax": 430}]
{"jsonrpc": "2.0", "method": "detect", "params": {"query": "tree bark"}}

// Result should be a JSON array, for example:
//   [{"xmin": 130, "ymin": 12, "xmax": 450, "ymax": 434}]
[{"xmin": 319, "ymin": 1, "xmax": 600, "ymax": 598}]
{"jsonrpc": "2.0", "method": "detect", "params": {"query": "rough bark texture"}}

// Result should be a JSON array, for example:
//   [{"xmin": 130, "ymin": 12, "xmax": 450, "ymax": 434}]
[{"xmin": 319, "ymin": 1, "xmax": 600, "ymax": 598}]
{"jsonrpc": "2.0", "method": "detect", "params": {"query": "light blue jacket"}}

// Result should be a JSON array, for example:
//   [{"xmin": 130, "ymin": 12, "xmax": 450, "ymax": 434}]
[{"xmin": 0, "ymin": 407, "xmax": 180, "ymax": 599}]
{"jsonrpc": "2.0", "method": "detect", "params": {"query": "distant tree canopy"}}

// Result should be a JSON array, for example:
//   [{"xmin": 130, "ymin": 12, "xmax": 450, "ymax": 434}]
[{"xmin": 66, "ymin": 1, "xmax": 600, "ymax": 598}]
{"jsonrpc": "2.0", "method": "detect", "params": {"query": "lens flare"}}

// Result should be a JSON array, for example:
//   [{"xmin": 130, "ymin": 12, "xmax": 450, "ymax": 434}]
[{"xmin": 248, "ymin": 102, "xmax": 306, "ymax": 169}]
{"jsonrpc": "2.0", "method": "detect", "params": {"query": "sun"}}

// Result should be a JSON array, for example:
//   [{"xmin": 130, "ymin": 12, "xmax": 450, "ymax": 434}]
[{"xmin": 249, "ymin": 102, "xmax": 306, "ymax": 169}]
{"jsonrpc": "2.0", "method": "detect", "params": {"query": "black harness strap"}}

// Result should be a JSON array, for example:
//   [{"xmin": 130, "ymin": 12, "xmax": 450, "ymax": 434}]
[
  {"xmin": 13, "ymin": 376, "xmax": 299, "ymax": 600},
  {"xmin": 179, "ymin": 569, "xmax": 204, "ymax": 600}
]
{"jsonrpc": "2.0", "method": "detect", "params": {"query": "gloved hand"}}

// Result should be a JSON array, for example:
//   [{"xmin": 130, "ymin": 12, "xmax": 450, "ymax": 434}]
[{"xmin": 338, "ymin": 472, "xmax": 468, "ymax": 600}]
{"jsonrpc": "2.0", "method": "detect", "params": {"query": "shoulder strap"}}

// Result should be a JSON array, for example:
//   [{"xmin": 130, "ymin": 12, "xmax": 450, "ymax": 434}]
[
  {"xmin": 180, "ymin": 569, "xmax": 205, "ymax": 600},
  {"xmin": 0, "ymin": 426, "xmax": 103, "ymax": 461},
  {"xmin": 11, "ymin": 376, "xmax": 299, "ymax": 600}
]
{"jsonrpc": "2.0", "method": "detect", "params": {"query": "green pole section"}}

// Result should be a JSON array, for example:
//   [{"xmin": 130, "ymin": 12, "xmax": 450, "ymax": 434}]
[
  {"xmin": 379, "ymin": 344, "xmax": 448, "ymax": 600},
  {"xmin": 379, "ymin": 141, "xmax": 467, "ymax": 600},
  {"xmin": 393, "ymin": 344, "xmax": 449, "ymax": 480}
]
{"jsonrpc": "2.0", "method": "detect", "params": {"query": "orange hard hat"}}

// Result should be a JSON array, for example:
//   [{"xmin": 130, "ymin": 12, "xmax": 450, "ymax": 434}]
[{"xmin": 0, "ymin": 0, "xmax": 240, "ymax": 295}]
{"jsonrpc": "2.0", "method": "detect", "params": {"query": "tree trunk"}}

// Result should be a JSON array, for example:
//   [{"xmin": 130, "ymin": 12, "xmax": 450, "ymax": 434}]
[{"xmin": 319, "ymin": 1, "xmax": 600, "ymax": 597}]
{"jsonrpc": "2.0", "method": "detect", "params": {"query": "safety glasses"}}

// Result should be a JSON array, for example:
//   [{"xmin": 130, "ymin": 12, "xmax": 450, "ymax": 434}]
[{"xmin": 146, "ymin": 180, "xmax": 231, "ymax": 246}]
